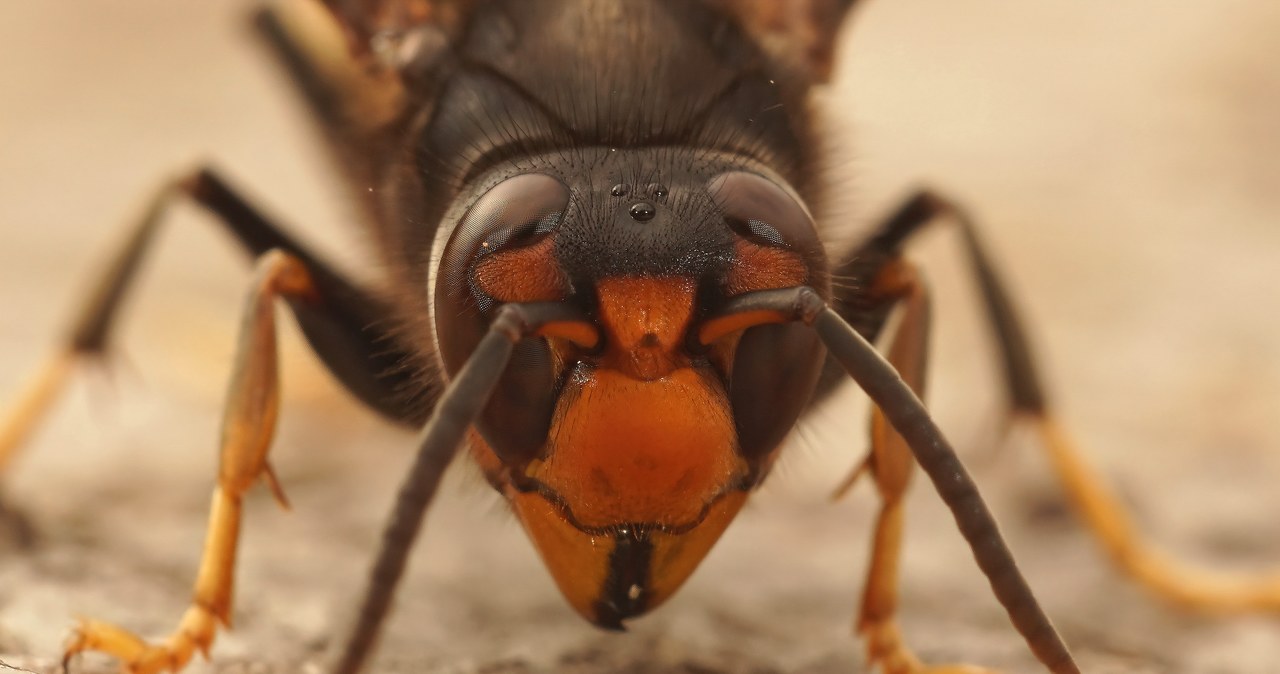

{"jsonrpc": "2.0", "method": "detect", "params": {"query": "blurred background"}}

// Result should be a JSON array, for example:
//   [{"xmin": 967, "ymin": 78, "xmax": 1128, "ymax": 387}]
[{"xmin": 1, "ymin": 1, "xmax": 1278, "ymax": 672}]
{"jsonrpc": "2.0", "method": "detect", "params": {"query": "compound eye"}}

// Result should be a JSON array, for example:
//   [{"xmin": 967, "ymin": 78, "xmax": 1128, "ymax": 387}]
[
  {"xmin": 439, "ymin": 173, "xmax": 571, "ymax": 311},
  {"xmin": 708, "ymin": 171, "xmax": 821, "ymax": 297},
  {"xmin": 705, "ymin": 172, "xmax": 827, "ymax": 464},
  {"xmin": 435, "ymin": 173, "xmax": 571, "ymax": 467},
  {"xmin": 470, "ymin": 174, "xmax": 568, "ymax": 256},
  {"xmin": 439, "ymin": 173, "xmax": 570, "ymax": 304},
  {"xmin": 709, "ymin": 171, "xmax": 819, "ymax": 251}
]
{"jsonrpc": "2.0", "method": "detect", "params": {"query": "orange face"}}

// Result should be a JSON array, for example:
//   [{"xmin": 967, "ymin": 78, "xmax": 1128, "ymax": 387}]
[
  {"xmin": 441, "ymin": 168, "xmax": 824, "ymax": 627},
  {"xmin": 466, "ymin": 276, "xmax": 752, "ymax": 625}
]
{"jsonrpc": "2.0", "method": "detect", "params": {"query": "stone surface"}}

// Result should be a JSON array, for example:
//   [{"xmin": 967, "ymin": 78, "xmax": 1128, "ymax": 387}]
[{"xmin": 1, "ymin": 1, "xmax": 1279, "ymax": 672}]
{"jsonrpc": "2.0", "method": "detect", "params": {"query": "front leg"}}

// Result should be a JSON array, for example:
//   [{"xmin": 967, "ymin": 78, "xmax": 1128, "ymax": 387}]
[
  {"xmin": 0, "ymin": 167, "xmax": 428, "ymax": 480},
  {"xmin": 63, "ymin": 251, "xmax": 311, "ymax": 674}
]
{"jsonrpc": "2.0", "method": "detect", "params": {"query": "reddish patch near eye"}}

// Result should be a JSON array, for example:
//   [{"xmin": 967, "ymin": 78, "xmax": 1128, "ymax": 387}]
[
  {"xmin": 471, "ymin": 236, "xmax": 570, "ymax": 302},
  {"xmin": 724, "ymin": 239, "xmax": 807, "ymax": 295}
]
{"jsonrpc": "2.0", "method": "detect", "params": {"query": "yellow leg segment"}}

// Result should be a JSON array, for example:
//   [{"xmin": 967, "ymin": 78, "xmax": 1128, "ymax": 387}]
[
  {"xmin": 1034, "ymin": 415, "xmax": 1280, "ymax": 614},
  {"xmin": 0, "ymin": 179, "xmax": 181, "ymax": 478},
  {"xmin": 62, "ymin": 251, "xmax": 313, "ymax": 673},
  {"xmin": 856, "ymin": 260, "xmax": 998, "ymax": 674},
  {"xmin": 858, "ymin": 411, "xmax": 999, "ymax": 674},
  {"xmin": 0, "ymin": 351, "xmax": 76, "ymax": 474},
  {"xmin": 66, "ymin": 490, "xmax": 239, "ymax": 673}
]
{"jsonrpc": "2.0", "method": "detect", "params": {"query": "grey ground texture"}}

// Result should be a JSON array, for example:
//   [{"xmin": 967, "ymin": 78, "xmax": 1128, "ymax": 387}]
[{"xmin": 1, "ymin": 1, "xmax": 1279, "ymax": 672}]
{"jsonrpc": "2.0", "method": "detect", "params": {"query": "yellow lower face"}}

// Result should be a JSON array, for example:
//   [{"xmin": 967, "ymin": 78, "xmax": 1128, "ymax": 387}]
[
  {"xmin": 508, "ymin": 487, "xmax": 749, "ymax": 627},
  {"xmin": 470, "ymin": 275, "xmax": 757, "ymax": 626},
  {"xmin": 498, "ymin": 358, "xmax": 750, "ymax": 627}
]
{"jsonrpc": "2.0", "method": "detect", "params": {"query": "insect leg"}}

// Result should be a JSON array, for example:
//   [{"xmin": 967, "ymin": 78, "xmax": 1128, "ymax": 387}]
[
  {"xmin": 0, "ymin": 168, "xmax": 424, "ymax": 475},
  {"xmin": 63, "ymin": 250, "xmax": 313, "ymax": 674},
  {"xmin": 330, "ymin": 303, "xmax": 599, "ymax": 674},
  {"xmin": 861, "ymin": 189, "xmax": 1280, "ymax": 613},
  {"xmin": 0, "ymin": 175, "xmax": 178, "ymax": 473},
  {"xmin": 831, "ymin": 189, "xmax": 1042, "ymax": 416},
  {"xmin": 702, "ymin": 287, "xmax": 1080, "ymax": 674},
  {"xmin": 0, "ymin": 347, "xmax": 74, "ymax": 475},
  {"xmin": 853, "ymin": 258, "xmax": 998, "ymax": 673}
]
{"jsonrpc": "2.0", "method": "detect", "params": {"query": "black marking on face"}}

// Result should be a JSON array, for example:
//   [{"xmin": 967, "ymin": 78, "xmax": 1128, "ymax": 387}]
[{"xmin": 593, "ymin": 528, "xmax": 653, "ymax": 629}]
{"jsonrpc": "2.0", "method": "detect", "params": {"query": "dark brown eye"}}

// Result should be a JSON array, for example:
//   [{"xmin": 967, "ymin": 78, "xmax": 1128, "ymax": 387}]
[
  {"xmin": 705, "ymin": 171, "xmax": 828, "ymax": 466},
  {"xmin": 708, "ymin": 171, "xmax": 820, "ymax": 254},
  {"xmin": 705, "ymin": 171, "xmax": 821, "ymax": 298},
  {"xmin": 456, "ymin": 173, "xmax": 569, "ymax": 266},
  {"xmin": 435, "ymin": 173, "xmax": 571, "ymax": 467},
  {"xmin": 438, "ymin": 173, "xmax": 570, "ymax": 315}
]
